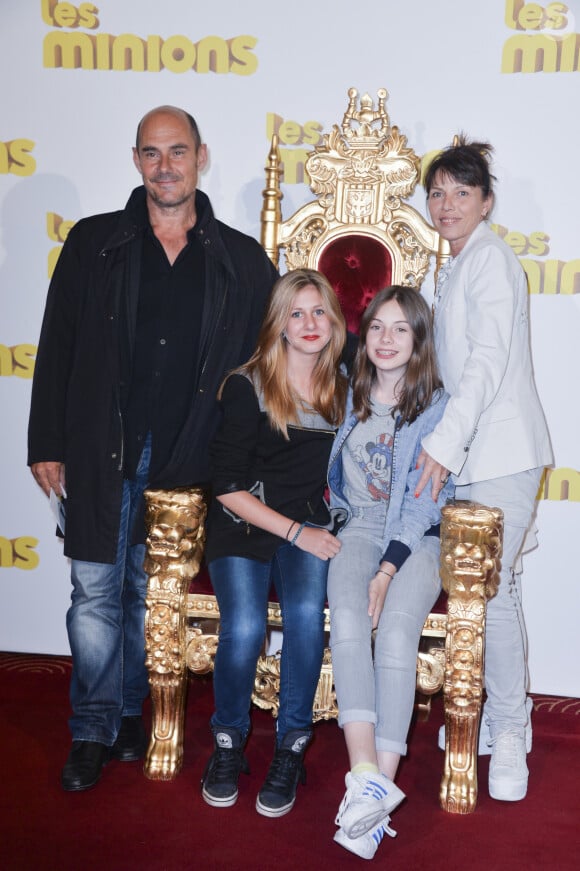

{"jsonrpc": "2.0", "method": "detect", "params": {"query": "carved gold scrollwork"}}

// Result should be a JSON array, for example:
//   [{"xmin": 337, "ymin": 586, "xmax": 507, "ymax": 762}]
[
  {"xmin": 252, "ymin": 653, "xmax": 282, "ymax": 714},
  {"xmin": 143, "ymin": 487, "xmax": 207, "ymax": 781},
  {"xmin": 439, "ymin": 501, "xmax": 503, "ymax": 814},
  {"xmin": 341, "ymin": 154, "xmax": 383, "ymax": 185},
  {"xmin": 251, "ymin": 647, "xmax": 340, "ymax": 723},
  {"xmin": 312, "ymin": 649, "xmax": 339, "ymax": 721},
  {"xmin": 284, "ymin": 218, "xmax": 327, "ymax": 270},
  {"xmin": 391, "ymin": 221, "xmax": 431, "ymax": 286},
  {"xmin": 304, "ymin": 91, "xmax": 421, "ymax": 230},
  {"xmin": 345, "ymin": 186, "xmax": 376, "ymax": 223},
  {"xmin": 261, "ymin": 86, "xmax": 443, "ymax": 289},
  {"xmin": 305, "ymin": 154, "xmax": 338, "ymax": 198},
  {"xmin": 341, "ymin": 87, "xmax": 390, "ymax": 141},
  {"xmin": 185, "ymin": 627, "xmax": 218, "ymax": 674},
  {"xmin": 417, "ymin": 648, "xmax": 446, "ymax": 696}
]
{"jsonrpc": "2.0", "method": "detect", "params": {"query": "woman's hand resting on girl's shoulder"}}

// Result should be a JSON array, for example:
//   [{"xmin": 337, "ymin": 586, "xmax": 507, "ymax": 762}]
[{"xmin": 294, "ymin": 525, "xmax": 341, "ymax": 561}]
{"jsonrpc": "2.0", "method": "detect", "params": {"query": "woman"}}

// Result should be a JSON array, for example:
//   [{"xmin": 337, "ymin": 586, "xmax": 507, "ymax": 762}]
[
  {"xmin": 417, "ymin": 136, "xmax": 552, "ymax": 802},
  {"xmin": 327, "ymin": 287, "xmax": 453, "ymax": 860},
  {"xmin": 201, "ymin": 268, "xmax": 348, "ymax": 817}
]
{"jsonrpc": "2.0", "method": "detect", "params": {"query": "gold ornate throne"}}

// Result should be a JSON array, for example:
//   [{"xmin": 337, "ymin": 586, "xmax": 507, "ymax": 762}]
[
  {"xmin": 143, "ymin": 88, "xmax": 503, "ymax": 814},
  {"xmin": 261, "ymin": 86, "xmax": 443, "ymax": 331}
]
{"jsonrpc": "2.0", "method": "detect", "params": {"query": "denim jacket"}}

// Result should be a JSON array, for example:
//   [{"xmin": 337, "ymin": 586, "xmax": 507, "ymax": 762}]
[{"xmin": 328, "ymin": 388, "xmax": 455, "ymax": 569}]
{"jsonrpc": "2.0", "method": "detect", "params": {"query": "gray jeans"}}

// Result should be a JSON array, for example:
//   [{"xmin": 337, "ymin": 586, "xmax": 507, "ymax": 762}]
[
  {"xmin": 456, "ymin": 467, "xmax": 543, "ymax": 734},
  {"xmin": 328, "ymin": 513, "xmax": 440, "ymax": 756}
]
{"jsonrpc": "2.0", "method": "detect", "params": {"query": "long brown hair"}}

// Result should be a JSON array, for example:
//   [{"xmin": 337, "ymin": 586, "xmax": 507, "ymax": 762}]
[
  {"xmin": 352, "ymin": 286, "xmax": 442, "ymax": 426},
  {"xmin": 225, "ymin": 269, "xmax": 348, "ymax": 437}
]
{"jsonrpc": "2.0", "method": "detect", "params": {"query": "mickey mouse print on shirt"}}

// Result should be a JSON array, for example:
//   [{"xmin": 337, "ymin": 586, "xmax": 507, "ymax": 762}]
[{"xmin": 351, "ymin": 431, "xmax": 394, "ymax": 502}]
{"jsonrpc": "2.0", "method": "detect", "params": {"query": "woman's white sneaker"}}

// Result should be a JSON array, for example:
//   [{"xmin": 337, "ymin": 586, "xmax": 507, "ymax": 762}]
[
  {"xmin": 488, "ymin": 729, "xmax": 528, "ymax": 801},
  {"xmin": 438, "ymin": 697, "xmax": 533, "ymax": 755}
]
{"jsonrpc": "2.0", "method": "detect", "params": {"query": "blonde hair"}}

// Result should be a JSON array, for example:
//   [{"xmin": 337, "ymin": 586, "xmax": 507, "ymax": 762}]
[{"xmin": 225, "ymin": 269, "xmax": 347, "ymax": 437}]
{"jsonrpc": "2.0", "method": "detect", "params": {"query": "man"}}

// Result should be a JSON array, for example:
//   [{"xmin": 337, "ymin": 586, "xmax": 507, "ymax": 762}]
[{"xmin": 28, "ymin": 106, "xmax": 277, "ymax": 792}]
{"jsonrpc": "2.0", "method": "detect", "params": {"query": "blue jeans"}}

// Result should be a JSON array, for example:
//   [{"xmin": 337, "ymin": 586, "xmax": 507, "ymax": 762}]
[
  {"xmin": 67, "ymin": 438, "xmax": 151, "ymax": 744},
  {"xmin": 209, "ymin": 542, "xmax": 328, "ymax": 741}
]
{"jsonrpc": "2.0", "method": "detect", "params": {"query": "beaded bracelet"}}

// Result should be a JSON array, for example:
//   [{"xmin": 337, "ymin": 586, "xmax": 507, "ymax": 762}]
[
  {"xmin": 285, "ymin": 520, "xmax": 298, "ymax": 541},
  {"xmin": 290, "ymin": 522, "xmax": 306, "ymax": 546}
]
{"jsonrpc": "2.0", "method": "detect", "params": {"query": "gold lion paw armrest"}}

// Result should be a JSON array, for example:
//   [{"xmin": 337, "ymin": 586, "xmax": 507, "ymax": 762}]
[
  {"xmin": 143, "ymin": 487, "xmax": 207, "ymax": 781},
  {"xmin": 439, "ymin": 500, "xmax": 503, "ymax": 813}
]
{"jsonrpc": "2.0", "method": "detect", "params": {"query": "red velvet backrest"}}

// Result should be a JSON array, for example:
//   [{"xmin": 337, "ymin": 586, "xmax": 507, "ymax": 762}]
[{"xmin": 317, "ymin": 234, "xmax": 392, "ymax": 333}]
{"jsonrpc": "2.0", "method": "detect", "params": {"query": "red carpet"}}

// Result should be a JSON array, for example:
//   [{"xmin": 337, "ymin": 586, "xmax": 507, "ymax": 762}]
[{"xmin": 1, "ymin": 652, "xmax": 579, "ymax": 870}]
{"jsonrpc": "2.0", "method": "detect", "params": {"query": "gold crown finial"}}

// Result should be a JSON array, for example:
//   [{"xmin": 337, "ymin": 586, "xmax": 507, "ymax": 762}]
[{"xmin": 341, "ymin": 87, "xmax": 390, "ymax": 144}]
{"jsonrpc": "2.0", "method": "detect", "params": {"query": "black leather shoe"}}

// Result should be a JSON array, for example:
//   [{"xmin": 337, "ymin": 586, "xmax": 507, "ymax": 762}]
[
  {"xmin": 111, "ymin": 716, "xmax": 148, "ymax": 762},
  {"xmin": 61, "ymin": 741, "xmax": 110, "ymax": 791}
]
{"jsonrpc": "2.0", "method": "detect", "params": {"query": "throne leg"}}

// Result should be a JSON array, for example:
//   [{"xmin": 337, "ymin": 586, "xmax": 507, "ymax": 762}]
[
  {"xmin": 142, "ymin": 487, "xmax": 207, "ymax": 781},
  {"xmin": 438, "ymin": 501, "xmax": 503, "ymax": 813}
]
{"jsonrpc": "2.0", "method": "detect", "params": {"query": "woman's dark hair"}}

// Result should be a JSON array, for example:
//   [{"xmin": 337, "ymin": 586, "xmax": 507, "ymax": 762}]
[
  {"xmin": 352, "ymin": 286, "xmax": 442, "ymax": 426},
  {"xmin": 424, "ymin": 134, "xmax": 495, "ymax": 198}
]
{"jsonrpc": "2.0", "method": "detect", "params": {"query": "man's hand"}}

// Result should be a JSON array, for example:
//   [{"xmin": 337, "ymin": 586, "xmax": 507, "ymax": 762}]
[
  {"xmin": 31, "ymin": 462, "xmax": 66, "ymax": 497},
  {"xmin": 415, "ymin": 448, "xmax": 450, "ymax": 501}
]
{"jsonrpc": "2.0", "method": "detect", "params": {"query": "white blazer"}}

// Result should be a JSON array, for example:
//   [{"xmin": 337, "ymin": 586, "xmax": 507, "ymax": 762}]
[{"xmin": 422, "ymin": 222, "xmax": 553, "ymax": 485}]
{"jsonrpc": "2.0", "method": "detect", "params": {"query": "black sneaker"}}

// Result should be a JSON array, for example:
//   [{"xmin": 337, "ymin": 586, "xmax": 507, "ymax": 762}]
[
  {"xmin": 201, "ymin": 727, "xmax": 249, "ymax": 808},
  {"xmin": 256, "ymin": 729, "xmax": 311, "ymax": 818}
]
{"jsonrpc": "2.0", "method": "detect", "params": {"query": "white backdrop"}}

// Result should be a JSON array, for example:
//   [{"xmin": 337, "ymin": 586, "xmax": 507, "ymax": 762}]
[{"xmin": 1, "ymin": 0, "xmax": 579, "ymax": 696}]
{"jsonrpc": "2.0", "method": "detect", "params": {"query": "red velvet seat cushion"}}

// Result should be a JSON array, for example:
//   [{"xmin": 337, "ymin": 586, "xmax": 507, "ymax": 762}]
[
  {"xmin": 191, "ymin": 564, "xmax": 214, "ymax": 595},
  {"xmin": 431, "ymin": 591, "xmax": 447, "ymax": 614}
]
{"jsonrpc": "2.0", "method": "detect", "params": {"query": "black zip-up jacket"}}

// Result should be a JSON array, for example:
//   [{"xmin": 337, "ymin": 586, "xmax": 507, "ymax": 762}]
[{"xmin": 28, "ymin": 186, "xmax": 277, "ymax": 563}]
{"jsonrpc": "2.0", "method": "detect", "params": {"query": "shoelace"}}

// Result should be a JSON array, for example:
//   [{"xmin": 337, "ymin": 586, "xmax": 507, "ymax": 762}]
[
  {"xmin": 490, "ymin": 730, "xmax": 524, "ymax": 767},
  {"xmin": 373, "ymin": 818, "xmax": 397, "ymax": 844},
  {"xmin": 208, "ymin": 747, "xmax": 246, "ymax": 784},
  {"xmin": 262, "ymin": 750, "xmax": 303, "ymax": 793}
]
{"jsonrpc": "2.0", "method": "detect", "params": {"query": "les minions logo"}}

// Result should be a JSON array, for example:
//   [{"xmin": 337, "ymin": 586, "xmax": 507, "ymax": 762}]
[
  {"xmin": 42, "ymin": 1, "xmax": 259, "ymax": 74},
  {"xmin": 0, "ymin": 139, "xmax": 35, "ymax": 176},
  {"xmin": 0, "ymin": 345, "xmax": 36, "ymax": 379},
  {"xmin": 502, "ymin": 1, "xmax": 580, "ymax": 72},
  {"xmin": 0, "ymin": 537, "xmax": 39, "ymax": 570}
]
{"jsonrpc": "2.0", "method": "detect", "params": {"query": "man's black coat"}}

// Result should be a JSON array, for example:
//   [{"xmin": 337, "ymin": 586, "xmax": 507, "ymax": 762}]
[{"xmin": 28, "ymin": 186, "xmax": 277, "ymax": 563}]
